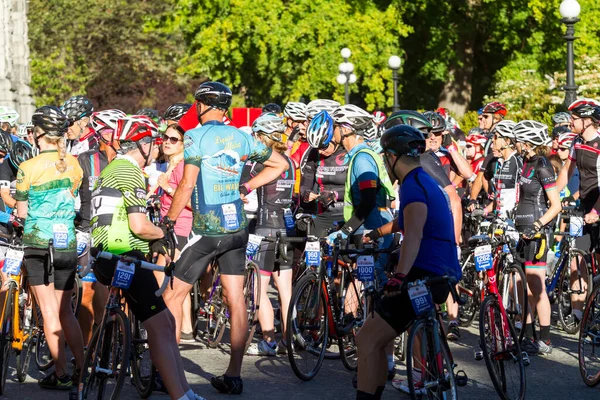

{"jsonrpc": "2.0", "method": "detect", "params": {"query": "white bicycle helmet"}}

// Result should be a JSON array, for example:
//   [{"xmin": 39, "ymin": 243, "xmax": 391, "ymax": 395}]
[
  {"xmin": 283, "ymin": 102, "xmax": 307, "ymax": 122},
  {"xmin": 306, "ymin": 99, "xmax": 340, "ymax": 120},
  {"xmin": 252, "ymin": 113, "xmax": 285, "ymax": 138},
  {"xmin": 331, "ymin": 105, "xmax": 373, "ymax": 135},
  {"xmin": 114, "ymin": 115, "xmax": 159, "ymax": 141},
  {"xmin": 491, "ymin": 120, "xmax": 517, "ymax": 139},
  {"xmin": 514, "ymin": 120, "xmax": 550, "ymax": 147},
  {"xmin": 307, "ymin": 110, "xmax": 334, "ymax": 149},
  {"xmin": 90, "ymin": 109, "xmax": 126, "ymax": 133},
  {"xmin": 17, "ymin": 121, "xmax": 33, "ymax": 139},
  {"xmin": 0, "ymin": 107, "xmax": 19, "ymax": 126},
  {"xmin": 363, "ymin": 122, "xmax": 380, "ymax": 142},
  {"xmin": 558, "ymin": 132, "xmax": 577, "ymax": 149}
]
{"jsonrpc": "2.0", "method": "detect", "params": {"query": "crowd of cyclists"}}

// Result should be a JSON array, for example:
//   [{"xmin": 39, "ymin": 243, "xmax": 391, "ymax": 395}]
[{"xmin": 0, "ymin": 82, "xmax": 599, "ymax": 400}]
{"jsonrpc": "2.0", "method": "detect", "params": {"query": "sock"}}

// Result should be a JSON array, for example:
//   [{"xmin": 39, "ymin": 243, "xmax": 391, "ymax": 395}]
[
  {"xmin": 375, "ymin": 386, "xmax": 385, "ymax": 399},
  {"xmin": 449, "ymin": 320, "xmax": 458, "ymax": 326},
  {"xmin": 387, "ymin": 354, "xmax": 394, "ymax": 371},
  {"xmin": 266, "ymin": 340, "xmax": 277, "ymax": 349},
  {"xmin": 356, "ymin": 390, "xmax": 378, "ymax": 400},
  {"xmin": 573, "ymin": 309, "xmax": 583, "ymax": 320},
  {"xmin": 525, "ymin": 323, "xmax": 535, "ymax": 339},
  {"xmin": 539, "ymin": 325, "xmax": 551, "ymax": 343},
  {"xmin": 186, "ymin": 389, "xmax": 195, "ymax": 399}
]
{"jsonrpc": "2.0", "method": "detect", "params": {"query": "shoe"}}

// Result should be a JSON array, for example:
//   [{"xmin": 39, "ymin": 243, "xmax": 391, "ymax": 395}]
[
  {"xmin": 446, "ymin": 322, "xmax": 460, "ymax": 341},
  {"xmin": 565, "ymin": 313, "xmax": 581, "ymax": 329},
  {"xmin": 155, "ymin": 372, "xmax": 169, "ymax": 393},
  {"xmin": 246, "ymin": 340, "xmax": 277, "ymax": 356},
  {"xmin": 520, "ymin": 337, "xmax": 539, "ymax": 356},
  {"xmin": 276, "ymin": 340, "xmax": 287, "ymax": 355},
  {"xmin": 391, "ymin": 370, "xmax": 424, "ymax": 395},
  {"xmin": 71, "ymin": 368, "xmax": 81, "ymax": 386},
  {"xmin": 211, "ymin": 374, "xmax": 243, "ymax": 395},
  {"xmin": 180, "ymin": 331, "xmax": 195, "ymax": 343},
  {"xmin": 193, "ymin": 394, "xmax": 207, "ymax": 400},
  {"xmin": 536, "ymin": 339, "xmax": 553, "ymax": 355},
  {"xmin": 38, "ymin": 372, "xmax": 73, "ymax": 390},
  {"xmin": 387, "ymin": 366, "xmax": 396, "ymax": 381}
]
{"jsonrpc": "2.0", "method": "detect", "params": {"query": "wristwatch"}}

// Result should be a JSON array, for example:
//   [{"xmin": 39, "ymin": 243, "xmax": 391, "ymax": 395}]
[{"xmin": 166, "ymin": 187, "xmax": 174, "ymax": 194}]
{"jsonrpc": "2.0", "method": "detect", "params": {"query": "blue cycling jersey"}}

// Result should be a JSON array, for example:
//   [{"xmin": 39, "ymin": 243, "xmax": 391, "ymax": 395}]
[
  {"xmin": 398, "ymin": 167, "xmax": 461, "ymax": 280},
  {"xmin": 184, "ymin": 121, "xmax": 272, "ymax": 236}
]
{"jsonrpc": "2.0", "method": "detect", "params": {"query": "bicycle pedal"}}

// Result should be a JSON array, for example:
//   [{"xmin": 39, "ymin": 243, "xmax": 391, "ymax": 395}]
[
  {"xmin": 454, "ymin": 369, "xmax": 468, "ymax": 387},
  {"xmin": 522, "ymin": 352, "xmax": 531, "ymax": 367},
  {"xmin": 473, "ymin": 350, "xmax": 483, "ymax": 361}
]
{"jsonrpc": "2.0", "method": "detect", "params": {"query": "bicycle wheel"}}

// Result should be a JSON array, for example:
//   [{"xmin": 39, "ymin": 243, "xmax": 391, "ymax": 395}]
[
  {"xmin": 0, "ymin": 284, "xmax": 15, "ymax": 395},
  {"xmin": 72, "ymin": 275, "xmax": 83, "ymax": 316},
  {"xmin": 459, "ymin": 285, "xmax": 480, "ymax": 328},
  {"xmin": 286, "ymin": 273, "xmax": 329, "ymax": 381},
  {"xmin": 196, "ymin": 267, "xmax": 227, "ymax": 348},
  {"xmin": 558, "ymin": 248, "xmax": 591, "ymax": 334},
  {"xmin": 406, "ymin": 319, "xmax": 457, "ymax": 400},
  {"xmin": 338, "ymin": 268, "xmax": 364, "ymax": 371},
  {"xmin": 394, "ymin": 331, "xmax": 407, "ymax": 362},
  {"xmin": 16, "ymin": 286, "xmax": 35, "ymax": 383},
  {"xmin": 499, "ymin": 263, "xmax": 527, "ymax": 342},
  {"xmin": 244, "ymin": 261, "xmax": 261, "ymax": 351},
  {"xmin": 191, "ymin": 281, "xmax": 200, "ymax": 339},
  {"xmin": 34, "ymin": 301, "xmax": 53, "ymax": 371},
  {"xmin": 579, "ymin": 285, "xmax": 600, "ymax": 387},
  {"xmin": 79, "ymin": 308, "xmax": 131, "ymax": 400},
  {"xmin": 130, "ymin": 310, "xmax": 155, "ymax": 398},
  {"xmin": 479, "ymin": 295, "xmax": 526, "ymax": 400}
]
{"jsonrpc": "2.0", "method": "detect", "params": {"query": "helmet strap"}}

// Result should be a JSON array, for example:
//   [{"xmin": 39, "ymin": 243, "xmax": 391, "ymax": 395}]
[{"xmin": 136, "ymin": 141, "xmax": 152, "ymax": 167}]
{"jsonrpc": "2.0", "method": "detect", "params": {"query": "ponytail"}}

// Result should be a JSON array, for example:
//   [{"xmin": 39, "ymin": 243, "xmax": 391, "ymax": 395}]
[{"xmin": 43, "ymin": 135, "xmax": 67, "ymax": 173}]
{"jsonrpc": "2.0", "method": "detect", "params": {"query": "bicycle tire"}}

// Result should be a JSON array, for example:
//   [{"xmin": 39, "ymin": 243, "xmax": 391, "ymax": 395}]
[
  {"xmin": 406, "ymin": 318, "xmax": 457, "ymax": 400},
  {"xmin": 196, "ymin": 266, "xmax": 227, "ymax": 348},
  {"xmin": 394, "ymin": 331, "xmax": 407, "ymax": 362},
  {"xmin": 191, "ymin": 281, "xmax": 200, "ymax": 339},
  {"xmin": 16, "ymin": 286, "xmax": 35, "ymax": 383},
  {"xmin": 458, "ymin": 286, "xmax": 480, "ymax": 328},
  {"xmin": 130, "ymin": 310, "xmax": 155, "ymax": 398},
  {"xmin": 244, "ymin": 261, "xmax": 261, "ymax": 351},
  {"xmin": 338, "ymin": 268, "xmax": 364, "ymax": 371},
  {"xmin": 286, "ymin": 273, "xmax": 328, "ymax": 381},
  {"xmin": 0, "ymin": 284, "xmax": 15, "ymax": 395},
  {"xmin": 479, "ymin": 295, "xmax": 526, "ymax": 400},
  {"xmin": 558, "ymin": 248, "xmax": 591, "ymax": 334},
  {"xmin": 72, "ymin": 275, "xmax": 83, "ymax": 316},
  {"xmin": 499, "ymin": 263, "xmax": 528, "ymax": 343},
  {"xmin": 79, "ymin": 308, "xmax": 131, "ymax": 400},
  {"xmin": 578, "ymin": 284, "xmax": 600, "ymax": 387}
]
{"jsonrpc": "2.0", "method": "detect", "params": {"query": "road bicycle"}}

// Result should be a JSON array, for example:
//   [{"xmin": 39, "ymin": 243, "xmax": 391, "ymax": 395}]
[{"xmin": 578, "ymin": 274, "xmax": 600, "ymax": 387}]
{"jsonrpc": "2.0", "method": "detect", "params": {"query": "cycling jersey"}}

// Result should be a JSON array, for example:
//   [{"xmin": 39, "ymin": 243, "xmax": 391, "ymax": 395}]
[
  {"xmin": 470, "ymin": 156, "xmax": 485, "ymax": 175},
  {"xmin": 569, "ymin": 134, "xmax": 600, "ymax": 213},
  {"xmin": 15, "ymin": 150, "xmax": 82, "ymax": 251},
  {"xmin": 290, "ymin": 140, "xmax": 310, "ymax": 195},
  {"xmin": 515, "ymin": 155, "xmax": 556, "ymax": 227},
  {"xmin": 434, "ymin": 148, "xmax": 458, "ymax": 178},
  {"xmin": 67, "ymin": 134, "xmax": 98, "ymax": 157},
  {"xmin": 90, "ymin": 156, "xmax": 149, "ymax": 254},
  {"xmin": 160, "ymin": 160, "xmax": 193, "ymax": 238},
  {"xmin": 397, "ymin": 167, "xmax": 461, "ymax": 280},
  {"xmin": 78, "ymin": 149, "xmax": 109, "ymax": 230},
  {"xmin": 492, "ymin": 152, "xmax": 523, "ymax": 217},
  {"xmin": 0, "ymin": 160, "xmax": 16, "ymax": 220},
  {"xmin": 420, "ymin": 151, "xmax": 452, "ymax": 188},
  {"xmin": 184, "ymin": 121, "xmax": 272, "ymax": 237}
]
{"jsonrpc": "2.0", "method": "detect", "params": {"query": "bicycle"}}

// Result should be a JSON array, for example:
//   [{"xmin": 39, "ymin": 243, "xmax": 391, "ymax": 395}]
[
  {"xmin": 77, "ymin": 248, "xmax": 174, "ymax": 400},
  {"xmin": 578, "ymin": 274, "xmax": 600, "ymax": 387}
]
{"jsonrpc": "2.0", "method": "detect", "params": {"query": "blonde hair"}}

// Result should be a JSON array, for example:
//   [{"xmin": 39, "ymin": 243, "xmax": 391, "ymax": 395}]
[
  {"xmin": 259, "ymin": 132, "xmax": 287, "ymax": 154},
  {"xmin": 35, "ymin": 126, "xmax": 67, "ymax": 173}
]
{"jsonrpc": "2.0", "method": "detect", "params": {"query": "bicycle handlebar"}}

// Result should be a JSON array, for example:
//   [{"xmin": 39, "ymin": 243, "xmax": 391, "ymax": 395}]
[{"xmin": 413, "ymin": 275, "xmax": 466, "ymax": 306}]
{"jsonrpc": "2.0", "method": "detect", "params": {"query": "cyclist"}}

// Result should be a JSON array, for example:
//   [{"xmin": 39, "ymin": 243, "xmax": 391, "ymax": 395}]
[
  {"xmin": 283, "ymin": 102, "xmax": 308, "ymax": 195},
  {"xmin": 552, "ymin": 111, "xmax": 572, "ymax": 128},
  {"xmin": 243, "ymin": 113, "xmax": 295, "ymax": 356},
  {"xmin": 163, "ymin": 81, "xmax": 288, "ymax": 395},
  {"xmin": 0, "ymin": 138, "xmax": 29, "ymax": 220},
  {"xmin": 15, "ymin": 106, "xmax": 85, "ymax": 389},
  {"xmin": 550, "ymin": 125, "xmax": 570, "ymax": 155},
  {"xmin": 465, "ymin": 131, "xmax": 487, "ymax": 175},
  {"xmin": 90, "ymin": 115, "xmax": 204, "ymax": 400},
  {"xmin": 556, "ymin": 132, "xmax": 579, "ymax": 202},
  {"xmin": 136, "ymin": 108, "xmax": 161, "ymax": 123},
  {"xmin": 479, "ymin": 101, "xmax": 507, "ymax": 134},
  {"xmin": 262, "ymin": 103, "xmax": 282, "ymax": 115},
  {"xmin": 61, "ymin": 95, "xmax": 96, "ymax": 157},
  {"xmin": 556, "ymin": 98, "xmax": 600, "ymax": 328},
  {"xmin": 0, "ymin": 106, "xmax": 19, "ymax": 135},
  {"xmin": 163, "ymin": 103, "xmax": 193, "ymax": 126},
  {"xmin": 513, "ymin": 120, "xmax": 561, "ymax": 355},
  {"xmin": 17, "ymin": 121, "xmax": 35, "ymax": 145},
  {"xmin": 355, "ymin": 124, "xmax": 461, "ymax": 400}
]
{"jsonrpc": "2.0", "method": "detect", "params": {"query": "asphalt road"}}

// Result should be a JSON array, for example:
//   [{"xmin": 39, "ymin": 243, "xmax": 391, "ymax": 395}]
[{"xmin": 2, "ymin": 317, "xmax": 599, "ymax": 400}]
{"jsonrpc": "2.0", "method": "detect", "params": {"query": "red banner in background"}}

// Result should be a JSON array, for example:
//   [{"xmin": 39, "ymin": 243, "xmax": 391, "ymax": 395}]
[{"xmin": 231, "ymin": 108, "xmax": 262, "ymax": 128}]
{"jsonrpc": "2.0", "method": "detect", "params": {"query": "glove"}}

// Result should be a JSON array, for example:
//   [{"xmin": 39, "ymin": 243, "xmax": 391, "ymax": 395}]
[
  {"xmin": 522, "ymin": 220, "xmax": 543, "ymax": 239},
  {"xmin": 327, "ymin": 230, "xmax": 348, "ymax": 245},
  {"xmin": 366, "ymin": 228, "xmax": 382, "ymax": 242},
  {"xmin": 288, "ymin": 126, "xmax": 301, "ymax": 142},
  {"xmin": 384, "ymin": 273, "xmax": 407, "ymax": 297},
  {"xmin": 318, "ymin": 190, "xmax": 337, "ymax": 208},
  {"xmin": 150, "ymin": 223, "xmax": 170, "ymax": 256}
]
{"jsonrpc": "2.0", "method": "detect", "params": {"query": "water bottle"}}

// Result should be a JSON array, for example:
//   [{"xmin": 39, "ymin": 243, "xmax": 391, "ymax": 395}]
[{"xmin": 24, "ymin": 307, "xmax": 32, "ymax": 330}]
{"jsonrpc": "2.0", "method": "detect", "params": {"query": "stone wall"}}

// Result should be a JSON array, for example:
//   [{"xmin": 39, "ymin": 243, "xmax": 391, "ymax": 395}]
[{"xmin": 0, "ymin": 0, "xmax": 35, "ymax": 122}]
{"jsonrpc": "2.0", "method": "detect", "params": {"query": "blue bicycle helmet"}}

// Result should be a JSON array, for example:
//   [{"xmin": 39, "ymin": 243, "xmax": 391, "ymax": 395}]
[{"xmin": 307, "ymin": 111, "xmax": 334, "ymax": 149}]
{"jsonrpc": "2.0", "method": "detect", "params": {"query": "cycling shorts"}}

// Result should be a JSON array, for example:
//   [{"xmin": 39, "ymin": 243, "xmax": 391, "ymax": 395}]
[
  {"xmin": 175, "ymin": 228, "xmax": 249, "ymax": 284},
  {"xmin": 176, "ymin": 235, "xmax": 188, "ymax": 252},
  {"xmin": 24, "ymin": 249, "xmax": 77, "ymax": 291},
  {"xmin": 93, "ymin": 250, "xmax": 167, "ymax": 322},
  {"xmin": 575, "ymin": 224, "xmax": 600, "ymax": 253},
  {"xmin": 254, "ymin": 228, "xmax": 292, "ymax": 274},
  {"xmin": 517, "ymin": 236, "xmax": 548, "ymax": 269},
  {"xmin": 376, "ymin": 267, "xmax": 450, "ymax": 335}
]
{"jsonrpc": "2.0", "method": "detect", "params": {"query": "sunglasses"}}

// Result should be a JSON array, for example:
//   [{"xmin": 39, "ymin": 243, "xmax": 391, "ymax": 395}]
[
  {"xmin": 558, "ymin": 147, "xmax": 569, "ymax": 151},
  {"xmin": 161, "ymin": 134, "xmax": 182, "ymax": 145},
  {"xmin": 466, "ymin": 144, "xmax": 474, "ymax": 149}
]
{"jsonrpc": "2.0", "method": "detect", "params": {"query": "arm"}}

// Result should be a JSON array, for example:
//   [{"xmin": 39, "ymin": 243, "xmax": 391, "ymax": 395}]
[
  {"xmin": 128, "ymin": 212, "xmax": 165, "ymax": 240},
  {"xmin": 448, "ymin": 147, "xmax": 473, "ymax": 180},
  {"xmin": 16, "ymin": 200, "xmax": 27, "ymax": 219},
  {"xmin": 78, "ymin": 157, "xmax": 92, "ymax": 229},
  {"xmin": 444, "ymin": 184, "xmax": 462, "ymax": 243},
  {"xmin": 166, "ymin": 164, "xmax": 199, "ymax": 221},
  {"xmin": 1, "ymin": 189, "xmax": 15, "ymax": 209},
  {"xmin": 341, "ymin": 153, "xmax": 380, "ymax": 234},
  {"xmin": 394, "ymin": 202, "xmax": 427, "ymax": 275},
  {"xmin": 556, "ymin": 158, "xmax": 575, "ymax": 193},
  {"xmin": 468, "ymin": 171, "xmax": 485, "ymax": 203},
  {"xmin": 299, "ymin": 152, "xmax": 318, "ymax": 203},
  {"xmin": 243, "ymin": 150, "xmax": 288, "ymax": 193},
  {"xmin": 539, "ymin": 188, "xmax": 562, "ymax": 227}
]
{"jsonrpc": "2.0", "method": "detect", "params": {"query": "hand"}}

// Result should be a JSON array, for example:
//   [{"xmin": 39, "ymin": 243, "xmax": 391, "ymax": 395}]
[
  {"xmin": 522, "ymin": 220, "xmax": 543, "ymax": 240},
  {"xmin": 240, "ymin": 193, "xmax": 248, "ymax": 204},
  {"xmin": 327, "ymin": 230, "xmax": 348, "ymax": 245},
  {"xmin": 318, "ymin": 190, "xmax": 337, "ymax": 208},
  {"xmin": 467, "ymin": 199, "xmax": 478, "ymax": 212},
  {"xmin": 157, "ymin": 173, "xmax": 169, "ymax": 191},
  {"xmin": 584, "ymin": 211, "xmax": 599, "ymax": 224},
  {"xmin": 304, "ymin": 191, "xmax": 319, "ymax": 202},
  {"xmin": 363, "ymin": 229, "xmax": 381, "ymax": 244},
  {"xmin": 384, "ymin": 273, "xmax": 407, "ymax": 297},
  {"xmin": 483, "ymin": 203, "xmax": 493, "ymax": 216}
]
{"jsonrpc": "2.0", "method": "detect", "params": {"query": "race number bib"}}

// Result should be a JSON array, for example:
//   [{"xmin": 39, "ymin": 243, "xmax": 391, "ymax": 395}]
[
  {"xmin": 111, "ymin": 260, "xmax": 135, "ymax": 289},
  {"xmin": 53, "ymin": 224, "xmax": 69, "ymax": 249},
  {"xmin": 497, "ymin": 188, "xmax": 517, "ymax": 218},
  {"xmin": 356, "ymin": 255, "xmax": 375, "ymax": 283},
  {"xmin": 305, "ymin": 241, "xmax": 320, "ymax": 267},
  {"xmin": 246, "ymin": 234, "xmax": 263, "ymax": 257},
  {"xmin": 222, "ymin": 204, "xmax": 240, "ymax": 230},
  {"xmin": 408, "ymin": 283, "xmax": 434, "ymax": 316},
  {"xmin": 474, "ymin": 245, "xmax": 493, "ymax": 272},
  {"xmin": 3, "ymin": 249, "xmax": 24, "ymax": 276}
]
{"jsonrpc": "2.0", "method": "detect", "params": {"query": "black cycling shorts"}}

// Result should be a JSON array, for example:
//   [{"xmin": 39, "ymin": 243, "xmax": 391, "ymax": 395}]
[
  {"xmin": 24, "ymin": 249, "xmax": 77, "ymax": 291},
  {"xmin": 93, "ymin": 250, "xmax": 167, "ymax": 322},
  {"xmin": 176, "ymin": 235, "xmax": 188, "ymax": 252},
  {"xmin": 377, "ymin": 267, "xmax": 450, "ymax": 335},
  {"xmin": 175, "ymin": 228, "xmax": 249, "ymax": 284},
  {"xmin": 254, "ymin": 228, "xmax": 292, "ymax": 274},
  {"xmin": 517, "ymin": 235, "xmax": 548, "ymax": 269}
]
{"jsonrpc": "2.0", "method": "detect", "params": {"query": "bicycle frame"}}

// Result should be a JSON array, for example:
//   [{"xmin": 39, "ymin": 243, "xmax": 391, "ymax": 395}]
[{"xmin": 1, "ymin": 272, "xmax": 30, "ymax": 352}]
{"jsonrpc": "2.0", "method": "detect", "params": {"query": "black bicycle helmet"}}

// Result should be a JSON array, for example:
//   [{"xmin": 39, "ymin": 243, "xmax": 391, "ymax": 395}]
[
  {"xmin": 194, "ymin": 81, "xmax": 233, "ymax": 110},
  {"xmin": 135, "ymin": 108, "xmax": 161, "ymax": 122},
  {"xmin": 552, "ymin": 125, "xmax": 570, "ymax": 138},
  {"xmin": 381, "ymin": 125, "xmax": 426, "ymax": 158},
  {"xmin": 163, "ymin": 103, "xmax": 192, "ymax": 122},
  {"xmin": 262, "ymin": 103, "xmax": 282, "ymax": 114},
  {"xmin": 423, "ymin": 111, "xmax": 446, "ymax": 133},
  {"xmin": 0, "ymin": 129, "xmax": 12, "ymax": 155},
  {"xmin": 9, "ymin": 140, "xmax": 33, "ymax": 170},
  {"xmin": 61, "ymin": 95, "xmax": 94, "ymax": 124},
  {"xmin": 568, "ymin": 99, "xmax": 600, "ymax": 123},
  {"xmin": 31, "ymin": 106, "xmax": 69, "ymax": 137},
  {"xmin": 384, "ymin": 110, "xmax": 433, "ymax": 135}
]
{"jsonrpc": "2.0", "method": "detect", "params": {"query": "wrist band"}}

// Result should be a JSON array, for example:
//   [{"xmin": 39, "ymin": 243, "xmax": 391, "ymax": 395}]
[{"xmin": 243, "ymin": 182, "xmax": 252, "ymax": 193}]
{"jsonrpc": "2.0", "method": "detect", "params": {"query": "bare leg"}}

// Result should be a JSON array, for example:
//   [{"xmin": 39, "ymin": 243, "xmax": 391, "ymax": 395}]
[
  {"xmin": 163, "ymin": 277, "xmax": 193, "ymax": 343},
  {"xmin": 56, "ymin": 288, "xmax": 85, "ymax": 370},
  {"xmin": 256, "ymin": 273, "xmax": 275, "ymax": 343},
  {"xmin": 221, "ymin": 274, "xmax": 247, "ymax": 376},
  {"xmin": 272, "ymin": 269, "xmax": 292, "ymax": 338}
]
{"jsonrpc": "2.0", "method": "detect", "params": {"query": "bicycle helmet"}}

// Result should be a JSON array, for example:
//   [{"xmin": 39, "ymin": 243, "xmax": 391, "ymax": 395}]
[
  {"xmin": 372, "ymin": 111, "xmax": 387, "ymax": 125},
  {"xmin": 194, "ymin": 81, "xmax": 232, "ymax": 111},
  {"xmin": 568, "ymin": 98, "xmax": 600, "ymax": 122},
  {"xmin": 466, "ymin": 133, "xmax": 487, "ymax": 147},
  {"xmin": 252, "ymin": 113, "xmax": 285, "ymax": 138},
  {"xmin": 61, "ymin": 95, "xmax": 94, "ymax": 124},
  {"xmin": 558, "ymin": 132, "xmax": 577, "ymax": 149},
  {"xmin": 363, "ymin": 122, "xmax": 380, "ymax": 142},
  {"xmin": 163, "ymin": 103, "xmax": 192, "ymax": 122},
  {"xmin": 331, "ymin": 104, "xmax": 373, "ymax": 134},
  {"xmin": 17, "ymin": 121, "xmax": 33, "ymax": 139},
  {"xmin": 423, "ymin": 111, "xmax": 446, "ymax": 134},
  {"xmin": 0, "ymin": 130, "xmax": 12, "ymax": 155},
  {"xmin": 306, "ymin": 99, "xmax": 340, "ymax": 120},
  {"xmin": 114, "ymin": 115, "xmax": 159, "ymax": 142},
  {"xmin": 551, "ymin": 111, "xmax": 572, "ymax": 126},
  {"xmin": 307, "ymin": 111, "xmax": 334, "ymax": 149},
  {"xmin": 552, "ymin": 125, "xmax": 570, "ymax": 138},
  {"xmin": 468, "ymin": 127, "xmax": 484, "ymax": 136},
  {"xmin": 32, "ymin": 106, "xmax": 69, "ymax": 137},
  {"xmin": 482, "ymin": 101, "xmax": 508, "ymax": 117},
  {"xmin": 490, "ymin": 120, "xmax": 517, "ymax": 139},
  {"xmin": 384, "ymin": 110, "xmax": 432, "ymax": 135},
  {"xmin": 262, "ymin": 103, "xmax": 282, "ymax": 115},
  {"xmin": 90, "ymin": 109, "xmax": 127, "ymax": 133},
  {"xmin": 0, "ymin": 107, "xmax": 19, "ymax": 126},
  {"xmin": 283, "ymin": 102, "xmax": 307, "ymax": 122},
  {"xmin": 9, "ymin": 140, "xmax": 33, "ymax": 170},
  {"xmin": 513, "ymin": 120, "xmax": 550, "ymax": 147},
  {"xmin": 380, "ymin": 125, "xmax": 426, "ymax": 158}
]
